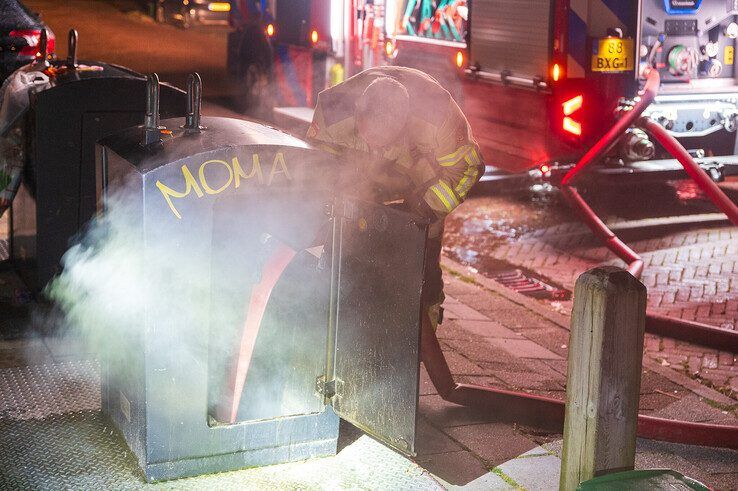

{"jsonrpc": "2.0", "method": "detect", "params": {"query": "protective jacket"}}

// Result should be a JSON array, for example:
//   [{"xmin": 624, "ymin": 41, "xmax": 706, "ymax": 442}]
[{"xmin": 307, "ymin": 66, "xmax": 483, "ymax": 238}]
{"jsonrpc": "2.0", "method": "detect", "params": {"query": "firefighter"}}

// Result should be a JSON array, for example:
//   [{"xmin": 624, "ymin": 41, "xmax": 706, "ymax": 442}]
[{"xmin": 307, "ymin": 66, "xmax": 484, "ymax": 330}]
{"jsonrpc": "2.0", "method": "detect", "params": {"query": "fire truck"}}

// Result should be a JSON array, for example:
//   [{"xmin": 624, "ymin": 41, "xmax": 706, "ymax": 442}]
[{"xmin": 237, "ymin": 0, "xmax": 738, "ymax": 189}]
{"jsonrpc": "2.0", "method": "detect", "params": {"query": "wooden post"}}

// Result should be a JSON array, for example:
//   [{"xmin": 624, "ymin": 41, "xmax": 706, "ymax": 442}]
[{"xmin": 560, "ymin": 266, "xmax": 647, "ymax": 491}]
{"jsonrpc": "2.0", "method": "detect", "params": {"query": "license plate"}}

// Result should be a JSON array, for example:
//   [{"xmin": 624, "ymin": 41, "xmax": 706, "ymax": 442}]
[{"xmin": 591, "ymin": 38, "xmax": 634, "ymax": 72}]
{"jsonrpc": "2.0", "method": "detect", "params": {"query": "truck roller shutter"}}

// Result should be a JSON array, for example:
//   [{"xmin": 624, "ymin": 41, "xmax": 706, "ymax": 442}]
[{"xmin": 470, "ymin": 0, "xmax": 553, "ymax": 82}]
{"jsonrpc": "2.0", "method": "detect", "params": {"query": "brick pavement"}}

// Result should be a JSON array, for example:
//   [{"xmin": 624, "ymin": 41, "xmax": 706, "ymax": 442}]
[
  {"xmin": 432, "ymin": 268, "xmax": 738, "ymax": 489},
  {"xmin": 446, "ymin": 201, "xmax": 738, "ymax": 398},
  {"xmin": 422, "ymin": 265, "xmax": 737, "ymax": 488}
]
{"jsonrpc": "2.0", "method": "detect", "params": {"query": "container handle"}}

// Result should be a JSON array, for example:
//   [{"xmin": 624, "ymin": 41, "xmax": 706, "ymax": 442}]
[{"xmin": 143, "ymin": 73, "xmax": 162, "ymax": 146}]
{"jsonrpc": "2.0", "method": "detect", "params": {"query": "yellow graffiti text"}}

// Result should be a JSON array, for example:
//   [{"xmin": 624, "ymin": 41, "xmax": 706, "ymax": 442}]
[{"xmin": 155, "ymin": 152, "xmax": 291, "ymax": 219}]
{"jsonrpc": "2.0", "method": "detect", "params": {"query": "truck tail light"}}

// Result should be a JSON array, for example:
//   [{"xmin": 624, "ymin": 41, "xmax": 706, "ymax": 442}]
[
  {"xmin": 562, "ymin": 95, "xmax": 583, "ymax": 116},
  {"xmin": 563, "ymin": 117, "xmax": 582, "ymax": 136},
  {"xmin": 9, "ymin": 29, "xmax": 55, "ymax": 57},
  {"xmin": 310, "ymin": 29, "xmax": 319, "ymax": 45},
  {"xmin": 562, "ymin": 94, "xmax": 583, "ymax": 136},
  {"xmin": 266, "ymin": 23, "xmax": 275, "ymax": 37}
]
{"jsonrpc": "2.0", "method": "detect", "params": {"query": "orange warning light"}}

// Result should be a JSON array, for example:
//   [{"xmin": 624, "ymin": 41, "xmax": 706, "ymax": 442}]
[{"xmin": 552, "ymin": 63, "xmax": 562, "ymax": 81}]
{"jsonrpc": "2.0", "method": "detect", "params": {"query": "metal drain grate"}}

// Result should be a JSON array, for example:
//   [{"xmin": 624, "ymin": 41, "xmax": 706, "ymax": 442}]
[{"xmin": 494, "ymin": 270, "xmax": 569, "ymax": 300}]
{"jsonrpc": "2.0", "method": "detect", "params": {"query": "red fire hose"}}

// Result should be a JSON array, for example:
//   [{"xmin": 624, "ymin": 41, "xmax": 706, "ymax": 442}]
[
  {"xmin": 559, "ymin": 68, "xmax": 738, "ymax": 352},
  {"xmin": 421, "ymin": 67, "xmax": 738, "ymax": 450}
]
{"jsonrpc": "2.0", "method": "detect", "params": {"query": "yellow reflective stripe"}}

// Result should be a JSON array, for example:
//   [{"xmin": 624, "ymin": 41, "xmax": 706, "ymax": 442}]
[
  {"xmin": 438, "ymin": 145, "xmax": 470, "ymax": 166},
  {"xmin": 467, "ymin": 148, "xmax": 480, "ymax": 166},
  {"xmin": 437, "ymin": 180, "xmax": 459, "ymax": 207},
  {"xmin": 438, "ymin": 145, "xmax": 467, "ymax": 162},
  {"xmin": 455, "ymin": 152, "xmax": 480, "ymax": 198},
  {"xmin": 456, "ymin": 167, "xmax": 478, "ymax": 198},
  {"xmin": 430, "ymin": 186, "xmax": 453, "ymax": 212}
]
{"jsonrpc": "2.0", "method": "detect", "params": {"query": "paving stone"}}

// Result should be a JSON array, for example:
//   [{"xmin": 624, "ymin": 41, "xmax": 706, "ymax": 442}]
[
  {"xmin": 415, "ymin": 420, "xmax": 466, "ymax": 456},
  {"xmin": 515, "ymin": 327, "xmax": 569, "ymax": 358},
  {"xmin": 419, "ymin": 365, "xmax": 439, "ymax": 396},
  {"xmin": 435, "ymin": 347, "xmax": 488, "ymax": 375},
  {"xmin": 436, "ymin": 320, "xmax": 482, "ymax": 342},
  {"xmin": 634, "ymin": 439, "xmax": 719, "ymax": 489},
  {"xmin": 450, "ymin": 292, "xmax": 519, "ymax": 312},
  {"xmin": 478, "ymin": 358, "xmax": 557, "ymax": 376},
  {"xmin": 485, "ymin": 338, "xmax": 563, "ymax": 360},
  {"xmin": 455, "ymin": 319, "xmax": 519, "ymax": 339},
  {"xmin": 442, "ymin": 302, "xmax": 489, "ymax": 321},
  {"xmin": 442, "ymin": 338, "xmax": 516, "ymax": 365},
  {"xmin": 653, "ymin": 393, "xmax": 737, "ymax": 425},
  {"xmin": 702, "ymin": 354, "xmax": 719, "ymax": 369},
  {"xmin": 491, "ymin": 370, "xmax": 565, "ymax": 391},
  {"xmin": 418, "ymin": 451, "xmax": 505, "ymax": 488},
  {"xmin": 481, "ymin": 309, "xmax": 549, "ymax": 330},
  {"xmin": 419, "ymin": 395, "xmax": 503, "ymax": 429},
  {"xmin": 438, "ymin": 469, "xmax": 515, "ymax": 490},
  {"xmin": 640, "ymin": 370, "xmax": 684, "ymax": 395},
  {"xmin": 493, "ymin": 448, "xmax": 561, "ymax": 491},
  {"xmin": 542, "ymin": 359, "xmax": 569, "ymax": 377},
  {"xmin": 444, "ymin": 422, "xmax": 538, "ymax": 466},
  {"xmin": 638, "ymin": 392, "xmax": 684, "ymax": 412}
]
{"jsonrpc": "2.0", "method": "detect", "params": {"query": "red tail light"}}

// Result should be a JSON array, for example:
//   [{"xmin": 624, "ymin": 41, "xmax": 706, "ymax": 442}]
[
  {"xmin": 562, "ymin": 117, "xmax": 582, "ymax": 136},
  {"xmin": 266, "ymin": 23, "xmax": 275, "ymax": 37},
  {"xmin": 9, "ymin": 29, "xmax": 55, "ymax": 57},
  {"xmin": 310, "ymin": 29, "xmax": 319, "ymax": 45},
  {"xmin": 562, "ymin": 94, "xmax": 583, "ymax": 136}
]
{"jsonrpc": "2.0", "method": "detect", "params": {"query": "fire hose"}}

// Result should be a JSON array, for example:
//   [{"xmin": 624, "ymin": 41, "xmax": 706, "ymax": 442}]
[
  {"xmin": 560, "ymin": 68, "xmax": 738, "ymax": 354},
  {"xmin": 421, "ymin": 67, "xmax": 738, "ymax": 450}
]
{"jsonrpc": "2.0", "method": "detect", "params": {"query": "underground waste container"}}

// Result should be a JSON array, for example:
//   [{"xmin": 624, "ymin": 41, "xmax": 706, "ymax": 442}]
[
  {"xmin": 8, "ymin": 30, "xmax": 186, "ymax": 291},
  {"xmin": 93, "ymin": 75, "xmax": 427, "ymax": 481}
]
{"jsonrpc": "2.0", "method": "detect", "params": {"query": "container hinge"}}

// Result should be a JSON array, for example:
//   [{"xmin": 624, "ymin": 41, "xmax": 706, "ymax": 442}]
[{"xmin": 315, "ymin": 376, "xmax": 343, "ymax": 404}]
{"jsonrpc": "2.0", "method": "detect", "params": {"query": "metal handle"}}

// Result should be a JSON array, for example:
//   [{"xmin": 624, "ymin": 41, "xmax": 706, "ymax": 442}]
[
  {"xmin": 143, "ymin": 73, "xmax": 162, "ymax": 146},
  {"xmin": 34, "ymin": 29, "xmax": 50, "ymax": 67},
  {"xmin": 67, "ymin": 29, "xmax": 78, "ymax": 68},
  {"xmin": 184, "ymin": 72, "xmax": 203, "ymax": 133}
]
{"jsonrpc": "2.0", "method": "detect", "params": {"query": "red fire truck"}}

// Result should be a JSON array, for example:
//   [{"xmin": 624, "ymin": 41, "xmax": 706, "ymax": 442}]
[{"xmin": 238, "ymin": 0, "xmax": 738, "ymax": 189}]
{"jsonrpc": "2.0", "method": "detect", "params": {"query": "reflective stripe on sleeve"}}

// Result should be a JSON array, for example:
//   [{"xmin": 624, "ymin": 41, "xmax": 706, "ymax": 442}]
[
  {"xmin": 455, "ymin": 149, "xmax": 481, "ymax": 198},
  {"xmin": 437, "ymin": 144, "xmax": 470, "ymax": 167},
  {"xmin": 431, "ymin": 180, "xmax": 459, "ymax": 212}
]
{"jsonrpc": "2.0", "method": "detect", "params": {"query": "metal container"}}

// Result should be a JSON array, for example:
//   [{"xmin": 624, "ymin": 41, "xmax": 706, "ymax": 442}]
[
  {"xmin": 10, "ymin": 31, "xmax": 187, "ymax": 290},
  {"xmin": 95, "ymin": 75, "xmax": 427, "ymax": 481}
]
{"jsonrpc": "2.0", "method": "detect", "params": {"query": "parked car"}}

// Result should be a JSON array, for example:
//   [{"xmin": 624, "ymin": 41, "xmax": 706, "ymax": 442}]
[
  {"xmin": 154, "ymin": 0, "xmax": 230, "ymax": 29},
  {"xmin": 0, "ymin": 0, "xmax": 55, "ymax": 80}
]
